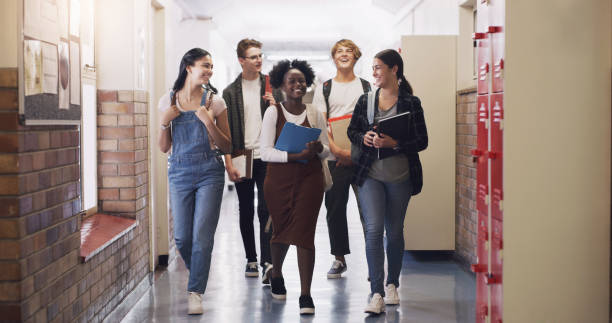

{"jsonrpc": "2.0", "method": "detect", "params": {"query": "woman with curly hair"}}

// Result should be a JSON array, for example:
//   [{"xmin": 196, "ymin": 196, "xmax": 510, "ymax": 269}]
[{"xmin": 259, "ymin": 59, "xmax": 330, "ymax": 315}]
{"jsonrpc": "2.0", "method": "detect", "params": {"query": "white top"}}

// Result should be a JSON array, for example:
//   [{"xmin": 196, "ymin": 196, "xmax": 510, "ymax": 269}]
[
  {"xmin": 312, "ymin": 77, "xmax": 367, "ymax": 118},
  {"xmin": 260, "ymin": 103, "xmax": 330, "ymax": 163},
  {"xmin": 312, "ymin": 77, "xmax": 369, "ymax": 160},
  {"xmin": 158, "ymin": 90, "xmax": 227, "ymax": 117},
  {"xmin": 241, "ymin": 77, "xmax": 263, "ymax": 158}
]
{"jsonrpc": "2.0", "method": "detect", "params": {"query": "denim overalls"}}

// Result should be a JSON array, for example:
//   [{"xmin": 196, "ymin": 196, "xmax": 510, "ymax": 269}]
[{"xmin": 168, "ymin": 90, "xmax": 225, "ymax": 294}]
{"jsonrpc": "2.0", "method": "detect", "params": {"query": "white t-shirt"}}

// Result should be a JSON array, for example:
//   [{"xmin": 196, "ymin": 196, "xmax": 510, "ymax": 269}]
[
  {"xmin": 158, "ymin": 90, "xmax": 227, "ymax": 117},
  {"xmin": 241, "ymin": 78, "xmax": 262, "ymax": 158},
  {"xmin": 312, "ymin": 77, "xmax": 367, "ymax": 119},
  {"xmin": 312, "ymin": 77, "xmax": 369, "ymax": 160},
  {"xmin": 260, "ymin": 104, "xmax": 330, "ymax": 163}
]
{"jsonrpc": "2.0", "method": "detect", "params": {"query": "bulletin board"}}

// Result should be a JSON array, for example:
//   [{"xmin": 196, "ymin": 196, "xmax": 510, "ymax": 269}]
[{"xmin": 19, "ymin": 0, "xmax": 81, "ymax": 125}]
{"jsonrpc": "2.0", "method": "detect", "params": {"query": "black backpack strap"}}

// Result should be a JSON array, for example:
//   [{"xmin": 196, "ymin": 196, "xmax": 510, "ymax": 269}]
[
  {"xmin": 360, "ymin": 78, "xmax": 371, "ymax": 93},
  {"xmin": 322, "ymin": 79, "xmax": 332, "ymax": 118}
]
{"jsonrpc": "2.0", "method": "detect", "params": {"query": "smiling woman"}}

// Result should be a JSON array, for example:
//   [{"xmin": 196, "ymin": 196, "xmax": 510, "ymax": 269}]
[
  {"xmin": 157, "ymin": 48, "xmax": 232, "ymax": 315},
  {"xmin": 259, "ymin": 59, "xmax": 330, "ymax": 315}
]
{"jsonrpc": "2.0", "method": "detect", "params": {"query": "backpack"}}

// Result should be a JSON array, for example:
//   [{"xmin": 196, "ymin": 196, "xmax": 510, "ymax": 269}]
[{"xmin": 322, "ymin": 78, "xmax": 371, "ymax": 117}]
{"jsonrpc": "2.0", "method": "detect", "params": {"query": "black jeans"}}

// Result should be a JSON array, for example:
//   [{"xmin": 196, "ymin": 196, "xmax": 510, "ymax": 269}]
[
  {"xmin": 235, "ymin": 158, "xmax": 271, "ymax": 265},
  {"xmin": 324, "ymin": 160, "xmax": 365, "ymax": 257}
]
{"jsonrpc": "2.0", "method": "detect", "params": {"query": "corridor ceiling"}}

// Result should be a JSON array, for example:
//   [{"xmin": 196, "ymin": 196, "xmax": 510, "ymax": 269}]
[{"xmin": 176, "ymin": 0, "xmax": 424, "ymax": 58}]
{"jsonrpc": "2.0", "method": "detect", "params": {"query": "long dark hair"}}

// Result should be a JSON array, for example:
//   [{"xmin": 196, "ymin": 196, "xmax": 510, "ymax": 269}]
[
  {"xmin": 374, "ymin": 49, "xmax": 413, "ymax": 95},
  {"xmin": 172, "ymin": 48, "xmax": 218, "ymax": 96}
]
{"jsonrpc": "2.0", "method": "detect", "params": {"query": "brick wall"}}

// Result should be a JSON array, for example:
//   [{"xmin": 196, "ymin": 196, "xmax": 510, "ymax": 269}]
[
  {"xmin": 0, "ymin": 68, "xmax": 151, "ymax": 322},
  {"xmin": 455, "ymin": 88, "xmax": 478, "ymax": 267},
  {"xmin": 97, "ymin": 90, "xmax": 148, "ymax": 219}
]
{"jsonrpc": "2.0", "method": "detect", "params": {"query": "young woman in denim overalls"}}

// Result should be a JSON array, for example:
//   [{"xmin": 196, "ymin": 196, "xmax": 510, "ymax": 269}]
[{"xmin": 157, "ymin": 48, "xmax": 231, "ymax": 315}]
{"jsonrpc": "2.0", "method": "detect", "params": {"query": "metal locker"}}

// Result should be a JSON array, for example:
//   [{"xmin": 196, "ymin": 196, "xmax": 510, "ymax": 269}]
[
  {"xmin": 476, "ymin": 0, "xmax": 490, "ymax": 34},
  {"xmin": 476, "ymin": 273, "xmax": 490, "ymax": 323},
  {"xmin": 472, "ymin": 212, "xmax": 489, "ymax": 323},
  {"xmin": 474, "ymin": 33, "xmax": 490, "ymax": 95},
  {"xmin": 490, "ymin": 93, "xmax": 503, "ymax": 220},
  {"xmin": 489, "ymin": 26, "xmax": 504, "ymax": 93},
  {"xmin": 489, "ymin": 218, "xmax": 503, "ymax": 323},
  {"xmin": 488, "ymin": 0, "xmax": 505, "ymax": 29},
  {"xmin": 472, "ymin": 95, "xmax": 489, "ymax": 215}
]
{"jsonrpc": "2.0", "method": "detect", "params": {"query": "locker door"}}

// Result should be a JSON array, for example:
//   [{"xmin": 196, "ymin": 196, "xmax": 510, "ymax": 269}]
[
  {"xmin": 476, "ymin": 0, "xmax": 490, "ymax": 34},
  {"xmin": 490, "ymin": 93, "xmax": 503, "ymax": 220},
  {"xmin": 488, "ymin": 0, "xmax": 505, "ymax": 28},
  {"xmin": 473, "ymin": 95, "xmax": 489, "ymax": 215},
  {"xmin": 489, "ymin": 218, "xmax": 504, "ymax": 323},
  {"xmin": 474, "ymin": 33, "xmax": 490, "ymax": 95},
  {"xmin": 489, "ymin": 26, "xmax": 504, "ymax": 93}
]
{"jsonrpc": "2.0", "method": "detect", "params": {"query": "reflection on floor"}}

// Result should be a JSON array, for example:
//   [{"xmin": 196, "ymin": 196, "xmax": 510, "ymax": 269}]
[{"xmin": 121, "ymin": 186, "xmax": 475, "ymax": 323}]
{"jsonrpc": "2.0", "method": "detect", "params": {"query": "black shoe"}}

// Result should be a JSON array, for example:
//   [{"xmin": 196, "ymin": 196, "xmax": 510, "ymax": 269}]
[
  {"xmin": 299, "ymin": 295, "xmax": 315, "ymax": 315},
  {"xmin": 270, "ymin": 277, "xmax": 286, "ymax": 300}
]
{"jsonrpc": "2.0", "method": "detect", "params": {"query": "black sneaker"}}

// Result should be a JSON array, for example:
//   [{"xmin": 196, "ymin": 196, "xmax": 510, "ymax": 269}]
[
  {"xmin": 326, "ymin": 260, "xmax": 347, "ymax": 279},
  {"xmin": 245, "ymin": 262, "xmax": 258, "ymax": 277},
  {"xmin": 299, "ymin": 295, "xmax": 315, "ymax": 315},
  {"xmin": 270, "ymin": 276, "xmax": 286, "ymax": 300},
  {"xmin": 262, "ymin": 263, "xmax": 273, "ymax": 285}
]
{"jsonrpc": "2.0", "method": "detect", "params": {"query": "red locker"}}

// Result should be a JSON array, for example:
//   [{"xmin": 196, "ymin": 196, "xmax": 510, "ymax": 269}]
[
  {"xmin": 488, "ymin": 0, "xmax": 505, "ymax": 29},
  {"xmin": 474, "ymin": 33, "xmax": 490, "ymax": 95},
  {"xmin": 490, "ymin": 93, "xmax": 503, "ymax": 220},
  {"xmin": 472, "ymin": 212, "xmax": 489, "ymax": 323},
  {"xmin": 476, "ymin": 0, "xmax": 490, "ymax": 34},
  {"xmin": 489, "ymin": 26, "xmax": 504, "ymax": 93},
  {"xmin": 476, "ymin": 273, "xmax": 489, "ymax": 323},
  {"xmin": 473, "ymin": 95, "xmax": 489, "ymax": 215},
  {"xmin": 489, "ymin": 218, "xmax": 503, "ymax": 323}
]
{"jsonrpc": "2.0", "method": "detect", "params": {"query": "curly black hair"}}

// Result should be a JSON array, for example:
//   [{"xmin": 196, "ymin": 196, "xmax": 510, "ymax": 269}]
[{"xmin": 268, "ymin": 59, "xmax": 315, "ymax": 89}]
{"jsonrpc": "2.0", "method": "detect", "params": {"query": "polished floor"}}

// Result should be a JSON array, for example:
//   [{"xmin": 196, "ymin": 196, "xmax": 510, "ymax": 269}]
[{"xmin": 122, "ymin": 186, "xmax": 475, "ymax": 323}]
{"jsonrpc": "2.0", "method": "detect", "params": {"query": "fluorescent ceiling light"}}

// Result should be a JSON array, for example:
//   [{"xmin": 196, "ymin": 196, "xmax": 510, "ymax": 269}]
[{"xmin": 266, "ymin": 55, "xmax": 330, "ymax": 61}]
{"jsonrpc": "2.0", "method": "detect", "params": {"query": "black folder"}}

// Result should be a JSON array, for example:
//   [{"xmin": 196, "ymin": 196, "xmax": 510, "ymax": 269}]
[{"xmin": 375, "ymin": 111, "xmax": 411, "ymax": 159}]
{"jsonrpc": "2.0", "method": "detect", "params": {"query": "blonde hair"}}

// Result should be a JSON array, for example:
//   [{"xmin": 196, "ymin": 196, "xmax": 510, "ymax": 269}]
[{"xmin": 331, "ymin": 39, "xmax": 362, "ymax": 60}]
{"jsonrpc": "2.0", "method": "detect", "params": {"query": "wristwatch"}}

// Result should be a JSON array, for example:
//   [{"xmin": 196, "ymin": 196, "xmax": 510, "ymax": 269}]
[
  {"xmin": 392, "ymin": 144, "xmax": 401, "ymax": 152},
  {"xmin": 160, "ymin": 123, "xmax": 170, "ymax": 130}
]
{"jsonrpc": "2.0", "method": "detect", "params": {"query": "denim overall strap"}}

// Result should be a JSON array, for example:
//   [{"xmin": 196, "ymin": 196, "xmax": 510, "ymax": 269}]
[{"xmin": 169, "ymin": 88, "xmax": 216, "ymax": 159}]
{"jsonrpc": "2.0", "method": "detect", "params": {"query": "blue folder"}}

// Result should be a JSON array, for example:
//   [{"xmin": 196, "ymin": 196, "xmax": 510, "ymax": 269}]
[{"xmin": 274, "ymin": 122, "xmax": 322, "ymax": 163}]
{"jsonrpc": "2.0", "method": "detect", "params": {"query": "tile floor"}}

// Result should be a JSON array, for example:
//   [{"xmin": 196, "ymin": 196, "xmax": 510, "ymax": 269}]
[{"xmin": 121, "ymin": 186, "xmax": 475, "ymax": 323}]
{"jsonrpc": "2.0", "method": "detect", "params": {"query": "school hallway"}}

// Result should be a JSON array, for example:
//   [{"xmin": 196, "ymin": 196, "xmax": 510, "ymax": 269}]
[
  {"xmin": 119, "ymin": 187, "xmax": 476, "ymax": 323},
  {"xmin": 1, "ymin": 1, "xmax": 610, "ymax": 322}
]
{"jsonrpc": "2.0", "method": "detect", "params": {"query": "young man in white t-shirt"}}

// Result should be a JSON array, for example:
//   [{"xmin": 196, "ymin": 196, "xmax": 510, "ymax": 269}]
[
  {"xmin": 312, "ymin": 39, "xmax": 371, "ymax": 279},
  {"xmin": 222, "ymin": 39, "xmax": 282, "ymax": 282}
]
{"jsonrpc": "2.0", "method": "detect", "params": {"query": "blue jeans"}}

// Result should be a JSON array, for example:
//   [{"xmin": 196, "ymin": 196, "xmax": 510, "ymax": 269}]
[
  {"xmin": 358, "ymin": 177, "xmax": 412, "ymax": 296},
  {"xmin": 169, "ymin": 154, "xmax": 225, "ymax": 294}
]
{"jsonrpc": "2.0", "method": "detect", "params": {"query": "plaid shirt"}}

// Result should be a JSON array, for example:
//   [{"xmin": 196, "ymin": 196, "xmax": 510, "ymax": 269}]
[
  {"xmin": 222, "ymin": 73, "xmax": 283, "ymax": 156},
  {"xmin": 347, "ymin": 88, "xmax": 428, "ymax": 195}
]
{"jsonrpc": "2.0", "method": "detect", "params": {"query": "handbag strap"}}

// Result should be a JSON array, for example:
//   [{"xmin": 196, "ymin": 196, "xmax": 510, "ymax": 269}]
[{"xmin": 366, "ymin": 91, "xmax": 376, "ymax": 125}]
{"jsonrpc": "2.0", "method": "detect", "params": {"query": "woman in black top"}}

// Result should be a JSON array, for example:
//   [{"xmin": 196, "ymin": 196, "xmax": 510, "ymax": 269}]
[{"xmin": 347, "ymin": 49, "xmax": 428, "ymax": 314}]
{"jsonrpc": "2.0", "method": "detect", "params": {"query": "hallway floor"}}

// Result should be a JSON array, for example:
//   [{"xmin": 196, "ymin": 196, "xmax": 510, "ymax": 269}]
[{"xmin": 121, "ymin": 186, "xmax": 475, "ymax": 322}]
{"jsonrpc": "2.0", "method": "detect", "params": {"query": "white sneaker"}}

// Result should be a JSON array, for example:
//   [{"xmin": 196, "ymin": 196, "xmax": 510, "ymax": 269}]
[
  {"xmin": 385, "ymin": 284, "xmax": 400, "ymax": 305},
  {"xmin": 188, "ymin": 292, "xmax": 203, "ymax": 315},
  {"xmin": 364, "ymin": 293, "xmax": 385, "ymax": 314}
]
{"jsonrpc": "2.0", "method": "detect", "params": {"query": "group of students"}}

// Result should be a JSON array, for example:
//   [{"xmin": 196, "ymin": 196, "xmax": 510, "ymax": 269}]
[{"xmin": 157, "ymin": 38, "xmax": 428, "ymax": 316}]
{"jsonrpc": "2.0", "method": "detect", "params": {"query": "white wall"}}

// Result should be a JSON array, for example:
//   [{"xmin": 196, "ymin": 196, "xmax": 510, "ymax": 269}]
[
  {"xmin": 504, "ymin": 1, "xmax": 611, "ymax": 321},
  {"xmin": 457, "ymin": 3, "xmax": 476, "ymax": 90},
  {"xmin": 395, "ymin": 0, "xmax": 459, "ymax": 36},
  {"xmin": 95, "ymin": 0, "xmax": 133, "ymax": 89},
  {"xmin": 0, "ymin": 0, "xmax": 18, "ymax": 68}
]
